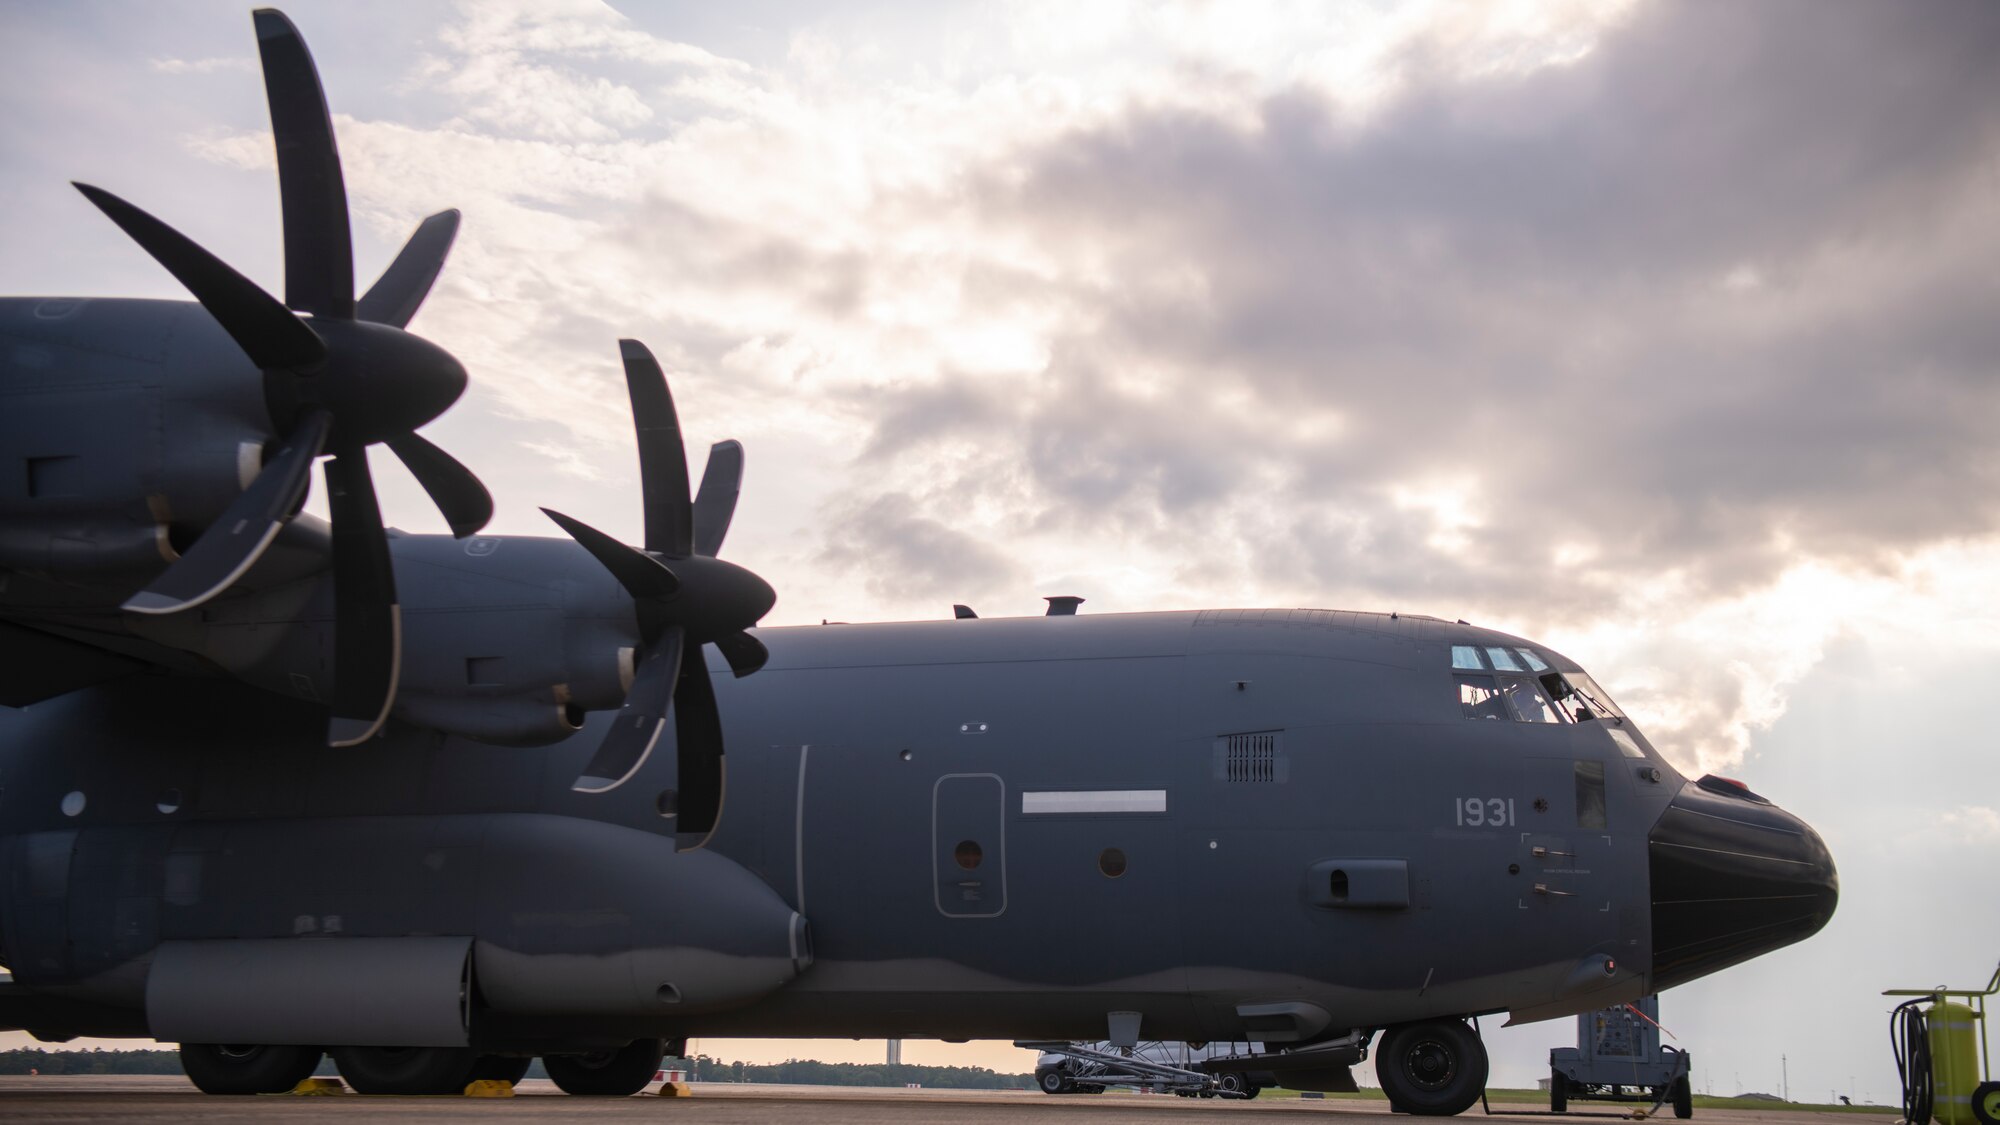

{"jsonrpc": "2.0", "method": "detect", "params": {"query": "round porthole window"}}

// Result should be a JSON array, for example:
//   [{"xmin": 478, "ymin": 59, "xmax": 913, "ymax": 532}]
[
  {"xmin": 656, "ymin": 789, "xmax": 678, "ymax": 818},
  {"xmin": 156, "ymin": 788, "xmax": 183, "ymax": 815},
  {"xmin": 61, "ymin": 791, "xmax": 86, "ymax": 817},
  {"xmin": 954, "ymin": 840, "xmax": 983, "ymax": 870},
  {"xmin": 1098, "ymin": 847, "xmax": 1127, "ymax": 878}
]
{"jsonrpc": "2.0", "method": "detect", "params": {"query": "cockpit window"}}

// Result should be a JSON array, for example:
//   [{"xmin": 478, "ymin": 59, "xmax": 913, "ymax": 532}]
[
  {"xmin": 1542, "ymin": 671, "xmax": 1625, "ymax": 722},
  {"xmin": 1568, "ymin": 673, "xmax": 1625, "ymax": 719},
  {"xmin": 1485, "ymin": 647, "xmax": 1523, "ymax": 672},
  {"xmin": 1451, "ymin": 645, "xmax": 1484, "ymax": 670},
  {"xmin": 1515, "ymin": 648, "xmax": 1549, "ymax": 672},
  {"xmin": 1502, "ymin": 677, "xmax": 1566, "ymax": 724},
  {"xmin": 1607, "ymin": 728, "xmax": 1647, "ymax": 759},
  {"xmin": 1457, "ymin": 675, "xmax": 1507, "ymax": 720}
]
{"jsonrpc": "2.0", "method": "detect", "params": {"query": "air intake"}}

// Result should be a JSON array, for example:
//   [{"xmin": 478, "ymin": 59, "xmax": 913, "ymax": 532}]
[{"xmin": 1218, "ymin": 731, "xmax": 1284, "ymax": 782}]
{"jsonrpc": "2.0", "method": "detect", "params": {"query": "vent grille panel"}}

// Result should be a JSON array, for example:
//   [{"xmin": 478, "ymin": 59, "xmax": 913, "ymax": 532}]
[{"xmin": 1216, "ymin": 730, "xmax": 1286, "ymax": 783}]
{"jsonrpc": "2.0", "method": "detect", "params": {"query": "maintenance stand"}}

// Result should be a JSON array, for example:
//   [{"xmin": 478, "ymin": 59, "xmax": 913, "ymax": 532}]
[{"xmin": 1550, "ymin": 995, "xmax": 1693, "ymax": 1118}]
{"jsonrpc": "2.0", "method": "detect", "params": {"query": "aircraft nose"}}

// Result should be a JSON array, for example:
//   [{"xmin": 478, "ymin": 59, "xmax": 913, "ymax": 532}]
[{"xmin": 1647, "ymin": 775, "xmax": 1838, "ymax": 992}]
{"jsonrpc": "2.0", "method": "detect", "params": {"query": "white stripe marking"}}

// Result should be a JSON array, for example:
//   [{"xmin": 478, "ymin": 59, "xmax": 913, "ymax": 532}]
[{"xmin": 1022, "ymin": 789, "xmax": 1166, "ymax": 815}]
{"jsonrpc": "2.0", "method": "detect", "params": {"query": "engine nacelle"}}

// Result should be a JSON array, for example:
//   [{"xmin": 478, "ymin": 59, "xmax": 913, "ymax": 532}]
[
  {"xmin": 394, "ymin": 692, "xmax": 587, "ymax": 747},
  {"xmin": 0, "ymin": 298, "xmax": 276, "ymax": 586},
  {"xmin": 385, "ymin": 534, "xmax": 639, "ymax": 746}
]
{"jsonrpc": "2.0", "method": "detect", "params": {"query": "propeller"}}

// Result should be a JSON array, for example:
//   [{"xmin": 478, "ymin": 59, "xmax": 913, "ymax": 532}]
[
  {"xmin": 87, "ymin": 9, "xmax": 490, "ymax": 747},
  {"xmin": 544, "ymin": 340, "xmax": 775, "ymax": 800}
]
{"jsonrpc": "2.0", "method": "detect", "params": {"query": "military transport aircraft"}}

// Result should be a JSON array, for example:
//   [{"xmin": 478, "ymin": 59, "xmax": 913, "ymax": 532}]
[{"xmin": 0, "ymin": 9, "xmax": 1838, "ymax": 1111}]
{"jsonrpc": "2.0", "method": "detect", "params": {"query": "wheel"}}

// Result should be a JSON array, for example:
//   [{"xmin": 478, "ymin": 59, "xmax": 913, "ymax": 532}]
[
  {"xmin": 1039, "ymin": 1068, "xmax": 1068, "ymax": 1094},
  {"xmin": 1969, "ymin": 1080, "xmax": 1998, "ymax": 1125},
  {"xmin": 545, "ymin": 1038, "xmax": 666, "ymax": 1096},
  {"xmin": 330, "ymin": 1046, "xmax": 481, "ymax": 1095},
  {"xmin": 471, "ymin": 1055, "xmax": 533, "ymax": 1084},
  {"xmin": 1672, "ymin": 1076, "xmax": 1693, "ymax": 1119},
  {"xmin": 1551, "ymin": 1067, "xmax": 1568, "ymax": 1113},
  {"xmin": 1375, "ymin": 1020, "xmax": 1488, "ymax": 1117},
  {"xmin": 1242, "ymin": 1084, "xmax": 1262, "ymax": 1100},
  {"xmin": 179, "ymin": 1043, "xmax": 322, "ymax": 1095},
  {"xmin": 1216, "ymin": 1071, "xmax": 1250, "ymax": 1097}
]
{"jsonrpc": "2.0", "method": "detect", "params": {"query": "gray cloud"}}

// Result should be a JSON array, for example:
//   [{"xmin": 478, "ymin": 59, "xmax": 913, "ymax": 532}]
[{"xmin": 847, "ymin": 0, "xmax": 2000, "ymax": 616}]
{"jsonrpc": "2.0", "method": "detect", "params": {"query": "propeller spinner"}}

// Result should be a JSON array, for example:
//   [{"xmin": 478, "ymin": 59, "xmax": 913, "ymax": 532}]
[
  {"xmin": 80, "ymin": 9, "xmax": 490, "ymax": 748},
  {"xmin": 545, "ymin": 341, "xmax": 775, "ymax": 803}
]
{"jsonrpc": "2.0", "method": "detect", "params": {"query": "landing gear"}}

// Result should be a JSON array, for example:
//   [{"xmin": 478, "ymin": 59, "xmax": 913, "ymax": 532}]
[
  {"xmin": 179, "ymin": 1043, "xmax": 322, "ymax": 1095},
  {"xmin": 1551, "ymin": 1068, "xmax": 1569, "ymax": 1113},
  {"xmin": 1038, "ymin": 1067, "xmax": 1073, "ymax": 1094},
  {"xmin": 545, "ymin": 1037, "xmax": 666, "ymax": 1096},
  {"xmin": 1216, "ymin": 1071, "xmax": 1257, "ymax": 1098},
  {"xmin": 329, "ymin": 1046, "xmax": 482, "ymax": 1095},
  {"xmin": 1377, "ymin": 1020, "xmax": 1488, "ymax": 1116}
]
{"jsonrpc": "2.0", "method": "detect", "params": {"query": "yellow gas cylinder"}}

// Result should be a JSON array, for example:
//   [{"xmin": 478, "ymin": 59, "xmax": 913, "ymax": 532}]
[{"xmin": 1929, "ymin": 1001, "xmax": 1983, "ymax": 1125}]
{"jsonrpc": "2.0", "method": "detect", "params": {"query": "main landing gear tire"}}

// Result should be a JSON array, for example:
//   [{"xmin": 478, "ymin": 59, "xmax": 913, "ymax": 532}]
[
  {"xmin": 329, "ymin": 1046, "xmax": 481, "ymax": 1095},
  {"xmin": 179, "ymin": 1043, "xmax": 323, "ymax": 1095},
  {"xmin": 1377, "ymin": 1020, "xmax": 1488, "ymax": 1117},
  {"xmin": 545, "ymin": 1037, "xmax": 666, "ymax": 1096},
  {"xmin": 1672, "ymin": 1075, "xmax": 1694, "ymax": 1119},
  {"xmin": 1551, "ymin": 1068, "xmax": 1569, "ymax": 1113}
]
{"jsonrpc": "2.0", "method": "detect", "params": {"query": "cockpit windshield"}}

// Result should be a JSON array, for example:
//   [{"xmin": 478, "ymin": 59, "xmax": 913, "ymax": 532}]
[
  {"xmin": 1540, "ymin": 670, "xmax": 1624, "ymax": 723},
  {"xmin": 1448, "ymin": 645, "xmax": 1630, "ymax": 729}
]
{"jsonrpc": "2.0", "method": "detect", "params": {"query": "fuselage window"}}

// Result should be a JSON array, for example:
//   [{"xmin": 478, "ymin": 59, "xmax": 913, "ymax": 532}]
[
  {"xmin": 1515, "ymin": 648, "xmax": 1549, "ymax": 672},
  {"xmin": 1457, "ymin": 675, "xmax": 1506, "ymax": 719},
  {"xmin": 1451, "ymin": 645, "xmax": 1484, "ymax": 670},
  {"xmin": 1485, "ymin": 647, "xmax": 1524, "ymax": 672},
  {"xmin": 1574, "ymin": 760, "xmax": 1608, "ymax": 829},
  {"xmin": 1502, "ymin": 677, "xmax": 1567, "ymax": 724}
]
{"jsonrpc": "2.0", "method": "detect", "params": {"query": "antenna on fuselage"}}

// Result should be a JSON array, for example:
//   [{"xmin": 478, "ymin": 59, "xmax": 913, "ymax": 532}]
[
  {"xmin": 1044, "ymin": 596, "xmax": 1084, "ymax": 616},
  {"xmin": 953, "ymin": 604, "xmax": 977, "ymax": 619}
]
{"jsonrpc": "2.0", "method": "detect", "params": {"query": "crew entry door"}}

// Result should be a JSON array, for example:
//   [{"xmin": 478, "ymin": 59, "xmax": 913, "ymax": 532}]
[{"xmin": 933, "ymin": 774, "xmax": 1006, "ymax": 917}]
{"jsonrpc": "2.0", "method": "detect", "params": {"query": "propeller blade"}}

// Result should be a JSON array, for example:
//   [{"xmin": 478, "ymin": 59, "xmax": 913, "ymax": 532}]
[
  {"xmin": 357, "ymin": 209, "xmax": 460, "ymax": 328},
  {"xmin": 672, "ymin": 654, "xmax": 725, "ymax": 838},
  {"xmin": 324, "ymin": 448, "xmax": 400, "ymax": 746},
  {"xmin": 73, "ymin": 183, "xmax": 326, "ymax": 371},
  {"xmin": 620, "ymin": 339, "xmax": 693, "ymax": 559},
  {"xmin": 253, "ymin": 7, "xmax": 354, "ymax": 319},
  {"xmin": 124, "ymin": 409, "xmax": 331, "ymax": 615},
  {"xmin": 387, "ymin": 431, "xmax": 491, "ymax": 538},
  {"xmin": 692, "ymin": 439, "xmax": 743, "ymax": 557},
  {"xmin": 572, "ymin": 626, "xmax": 684, "ymax": 794},
  {"xmin": 541, "ymin": 508, "xmax": 680, "ymax": 599},
  {"xmin": 713, "ymin": 630, "xmax": 768, "ymax": 678}
]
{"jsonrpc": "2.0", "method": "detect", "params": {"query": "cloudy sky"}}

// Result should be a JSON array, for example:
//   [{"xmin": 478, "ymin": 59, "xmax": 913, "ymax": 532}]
[{"xmin": 5, "ymin": 0, "xmax": 1999, "ymax": 1095}]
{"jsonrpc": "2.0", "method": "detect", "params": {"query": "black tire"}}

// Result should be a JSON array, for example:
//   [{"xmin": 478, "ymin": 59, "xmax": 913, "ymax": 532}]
[
  {"xmin": 1217, "ymin": 1071, "xmax": 1250, "ymax": 1097},
  {"xmin": 179, "ymin": 1043, "xmax": 322, "ymax": 1095},
  {"xmin": 1972, "ymin": 1081, "xmax": 2000, "ymax": 1125},
  {"xmin": 1551, "ymin": 1068, "xmax": 1568, "ymax": 1113},
  {"xmin": 471, "ymin": 1055, "xmax": 533, "ymax": 1085},
  {"xmin": 1376, "ymin": 1020, "xmax": 1488, "ymax": 1117},
  {"xmin": 1672, "ymin": 1076, "xmax": 1693, "ymax": 1120},
  {"xmin": 1039, "ymin": 1068, "xmax": 1067, "ymax": 1094},
  {"xmin": 1243, "ymin": 1084, "xmax": 1262, "ymax": 1100},
  {"xmin": 545, "ymin": 1038, "xmax": 666, "ymax": 1096},
  {"xmin": 330, "ymin": 1046, "xmax": 481, "ymax": 1095}
]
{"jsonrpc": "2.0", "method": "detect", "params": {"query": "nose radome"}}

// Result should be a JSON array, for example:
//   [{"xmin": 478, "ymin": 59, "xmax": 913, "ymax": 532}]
[{"xmin": 1647, "ymin": 775, "xmax": 1838, "ymax": 993}]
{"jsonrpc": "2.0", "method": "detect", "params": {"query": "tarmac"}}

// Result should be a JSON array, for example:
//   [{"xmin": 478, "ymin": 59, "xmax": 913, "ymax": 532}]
[{"xmin": 0, "ymin": 1076, "xmax": 1894, "ymax": 1124}]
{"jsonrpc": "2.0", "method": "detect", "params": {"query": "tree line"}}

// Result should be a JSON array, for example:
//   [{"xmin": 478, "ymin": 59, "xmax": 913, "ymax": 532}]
[{"xmin": 0, "ymin": 1047, "xmax": 1032, "ymax": 1089}]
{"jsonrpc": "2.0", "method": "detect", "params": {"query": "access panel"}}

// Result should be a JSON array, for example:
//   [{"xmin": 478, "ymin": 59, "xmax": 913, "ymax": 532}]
[{"xmin": 933, "ymin": 773, "xmax": 1006, "ymax": 917}]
